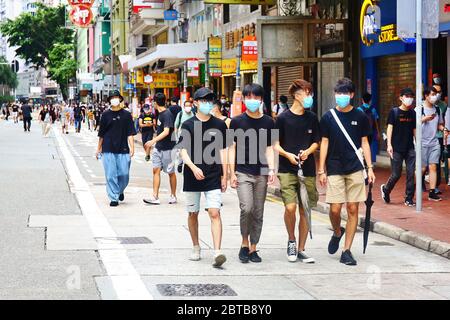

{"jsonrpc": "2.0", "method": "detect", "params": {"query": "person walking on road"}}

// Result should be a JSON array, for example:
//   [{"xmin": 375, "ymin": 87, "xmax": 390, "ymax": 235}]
[
  {"xmin": 229, "ymin": 83, "xmax": 276, "ymax": 264},
  {"xmin": 432, "ymin": 83, "xmax": 447, "ymax": 193},
  {"xmin": 211, "ymin": 100, "xmax": 231, "ymax": 128},
  {"xmin": 274, "ymin": 79, "xmax": 320, "ymax": 263},
  {"xmin": 73, "ymin": 103, "xmax": 83, "ymax": 133},
  {"xmin": 39, "ymin": 105, "xmax": 53, "ymax": 137},
  {"xmin": 418, "ymin": 87, "xmax": 445, "ymax": 201},
  {"xmin": 96, "ymin": 90, "xmax": 136, "ymax": 207},
  {"xmin": 12, "ymin": 104, "xmax": 19, "ymax": 124},
  {"xmin": 272, "ymin": 95, "xmax": 289, "ymax": 119},
  {"xmin": 445, "ymin": 108, "xmax": 450, "ymax": 186},
  {"xmin": 21, "ymin": 100, "xmax": 33, "ymax": 132},
  {"xmin": 318, "ymin": 78, "xmax": 375, "ymax": 266},
  {"xmin": 178, "ymin": 87, "xmax": 229, "ymax": 268},
  {"xmin": 139, "ymin": 104, "xmax": 155, "ymax": 162},
  {"xmin": 143, "ymin": 93, "xmax": 178, "ymax": 205},
  {"xmin": 174, "ymin": 100, "xmax": 195, "ymax": 173},
  {"xmin": 381, "ymin": 88, "xmax": 417, "ymax": 207}
]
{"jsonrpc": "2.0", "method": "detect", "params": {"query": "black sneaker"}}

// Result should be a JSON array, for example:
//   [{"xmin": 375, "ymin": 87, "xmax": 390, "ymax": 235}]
[
  {"xmin": 428, "ymin": 191, "xmax": 442, "ymax": 202},
  {"xmin": 328, "ymin": 227, "xmax": 345, "ymax": 255},
  {"xmin": 119, "ymin": 193, "xmax": 124, "ymax": 201},
  {"xmin": 249, "ymin": 251, "xmax": 262, "ymax": 263},
  {"xmin": 110, "ymin": 201, "xmax": 119, "ymax": 207},
  {"xmin": 238, "ymin": 247, "xmax": 249, "ymax": 263},
  {"xmin": 381, "ymin": 184, "xmax": 390, "ymax": 204},
  {"xmin": 145, "ymin": 155, "xmax": 150, "ymax": 162},
  {"xmin": 340, "ymin": 250, "xmax": 357, "ymax": 266},
  {"xmin": 404, "ymin": 198, "xmax": 416, "ymax": 207}
]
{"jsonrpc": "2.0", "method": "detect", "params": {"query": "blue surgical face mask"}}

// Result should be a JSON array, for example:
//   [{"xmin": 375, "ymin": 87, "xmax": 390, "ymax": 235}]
[
  {"xmin": 303, "ymin": 96, "xmax": 314, "ymax": 109},
  {"xmin": 198, "ymin": 101, "xmax": 213, "ymax": 115},
  {"xmin": 245, "ymin": 99, "xmax": 261, "ymax": 113},
  {"xmin": 336, "ymin": 94, "xmax": 351, "ymax": 109}
]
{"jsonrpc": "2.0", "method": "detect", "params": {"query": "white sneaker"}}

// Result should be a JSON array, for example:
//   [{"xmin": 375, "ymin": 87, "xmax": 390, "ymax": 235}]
[
  {"xmin": 287, "ymin": 241, "xmax": 297, "ymax": 262},
  {"xmin": 189, "ymin": 246, "xmax": 201, "ymax": 261},
  {"xmin": 169, "ymin": 195, "xmax": 177, "ymax": 204},
  {"xmin": 143, "ymin": 196, "xmax": 160, "ymax": 205},
  {"xmin": 297, "ymin": 251, "xmax": 315, "ymax": 264},
  {"xmin": 212, "ymin": 251, "xmax": 227, "ymax": 268}
]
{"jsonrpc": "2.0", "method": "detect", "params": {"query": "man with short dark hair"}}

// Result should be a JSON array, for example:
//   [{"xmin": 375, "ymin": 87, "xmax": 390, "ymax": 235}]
[
  {"xmin": 169, "ymin": 96, "xmax": 182, "ymax": 118},
  {"xmin": 319, "ymin": 78, "xmax": 375, "ymax": 266},
  {"xmin": 272, "ymin": 95, "xmax": 289, "ymax": 119},
  {"xmin": 143, "ymin": 93, "xmax": 177, "ymax": 205},
  {"xmin": 381, "ymin": 88, "xmax": 417, "ymax": 207},
  {"xmin": 432, "ymin": 83, "xmax": 447, "ymax": 193},
  {"xmin": 21, "ymin": 100, "xmax": 33, "ymax": 132}
]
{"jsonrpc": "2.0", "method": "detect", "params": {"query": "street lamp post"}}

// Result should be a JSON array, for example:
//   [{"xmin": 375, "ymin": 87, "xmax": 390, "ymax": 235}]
[
  {"xmin": 109, "ymin": 0, "xmax": 114, "ymax": 94},
  {"xmin": 415, "ymin": 0, "xmax": 423, "ymax": 212}
]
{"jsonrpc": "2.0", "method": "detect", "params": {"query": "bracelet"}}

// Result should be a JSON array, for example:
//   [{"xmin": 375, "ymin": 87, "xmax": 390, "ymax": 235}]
[{"xmin": 317, "ymin": 170, "xmax": 325, "ymax": 175}]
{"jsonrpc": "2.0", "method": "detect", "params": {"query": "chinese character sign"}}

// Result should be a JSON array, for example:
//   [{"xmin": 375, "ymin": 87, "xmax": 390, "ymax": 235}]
[
  {"xmin": 69, "ymin": 1, "xmax": 94, "ymax": 28},
  {"xmin": 242, "ymin": 36, "xmax": 257, "ymax": 61}
]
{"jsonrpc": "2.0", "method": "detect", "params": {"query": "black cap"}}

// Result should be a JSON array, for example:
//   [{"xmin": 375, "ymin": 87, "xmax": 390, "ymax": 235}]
[
  {"xmin": 193, "ymin": 87, "xmax": 216, "ymax": 101},
  {"xmin": 108, "ymin": 90, "xmax": 124, "ymax": 102},
  {"xmin": 400, "ymin": 88, "xmax": 415, "ymax": 97}
]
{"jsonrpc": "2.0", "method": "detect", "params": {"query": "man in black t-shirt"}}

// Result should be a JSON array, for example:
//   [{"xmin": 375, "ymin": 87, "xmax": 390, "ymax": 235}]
[
  {"xmin": 96, "ymin": 90, "xmax": 136, "ymax": 207},
  {"xmin": 381, "ymin": 88, "xmax": 416, "ymax": 207},
  {"xmin": 318, "ymin": 78, "xmax": 375, "ymax": 266},
  {"xmin": 21, "ymin": 100, "xmax": 33, "ymax": 132},
  {"xmin": 143, "ymin": 93, "xmax": 177, "ymax": 205},
  {"xmin": 274, "ymin": 79, "xmax": 320, "ymax": 264},
  {"xmin": 73, "ymin": 104, "xmax": 83, "ymax": 133},
  {"xmin": 229, "ymin": 84, "xmax": 276, "ymax": 264},
  {"xmin": 169, "ymin": 96, "xmax": 182, "ymax": 118},
  {"xmin": 178, "ymin": 87, "xmax": 229, "ymax": 268}
]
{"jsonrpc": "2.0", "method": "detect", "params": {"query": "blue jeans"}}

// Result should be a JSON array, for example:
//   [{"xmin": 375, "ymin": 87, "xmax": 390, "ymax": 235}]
[
  {"xmin": 102, "ymin": 153, "xmax": 131, "ymax": 202},
  {"xmin": 74, "ymin": 118, "xmax": 82, "ymax": 132}
]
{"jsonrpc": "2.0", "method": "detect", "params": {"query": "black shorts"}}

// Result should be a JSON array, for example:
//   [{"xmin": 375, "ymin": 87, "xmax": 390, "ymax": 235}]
[{"xmin": 142, "ymin": 131, "xmax": 154, "ymax": 144}]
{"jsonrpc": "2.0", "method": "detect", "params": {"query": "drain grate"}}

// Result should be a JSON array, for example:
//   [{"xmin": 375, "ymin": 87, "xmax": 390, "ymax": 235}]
[
  {"xmin": 95, "ymin": 237, "xmax": 152, "ymax": 245},
  {"xmin": 157, "ymin": 284, "xmax": 237, "ymax": 297}
]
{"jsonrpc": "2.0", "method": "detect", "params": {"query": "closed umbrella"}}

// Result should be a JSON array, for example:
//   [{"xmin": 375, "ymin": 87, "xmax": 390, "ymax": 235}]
[
  {"xmin": 298, "ymin": 161, "xmax": 312, "ymax": 239},
  {"xmin": 443, "ymin": 138, "xmax": 449, "ymax": 183},
  {"xmin": 363, "ymin": 183, "xmax": 375, "ymax": 254}
]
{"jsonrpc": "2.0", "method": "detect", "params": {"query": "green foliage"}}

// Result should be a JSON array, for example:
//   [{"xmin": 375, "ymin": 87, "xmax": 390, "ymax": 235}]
[
  {"xmin": 0, "ymin": 56, "xmax": 18, "ymax": 89},
  {"xmin": 48, "ymin": 43, "xmax": 77, "ymax": 99},
  {"xmin": 0, "ymin": 95, "xmax": 15, "ymax": 104}
]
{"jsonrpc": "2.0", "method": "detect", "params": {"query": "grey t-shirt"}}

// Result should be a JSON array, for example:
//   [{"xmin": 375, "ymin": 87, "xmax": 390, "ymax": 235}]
[{"xmin": 417, "ymin": 104, "xmax": 443, "ymax": 147}]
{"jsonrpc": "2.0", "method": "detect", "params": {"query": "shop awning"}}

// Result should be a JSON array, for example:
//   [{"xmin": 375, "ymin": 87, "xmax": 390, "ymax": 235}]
[{"xmin": 128, "ymin": 42, "xmax": 207, "ymax": 70}]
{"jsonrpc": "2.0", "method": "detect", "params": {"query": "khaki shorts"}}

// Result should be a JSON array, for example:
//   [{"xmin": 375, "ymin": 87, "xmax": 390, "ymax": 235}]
[
  {"xmin": 278, "ymin": 173, "xmax": 318, "ymax": 208},
  {"xmin": 326, "ymin": 170, "xmax": 366, "ymax": 204}
]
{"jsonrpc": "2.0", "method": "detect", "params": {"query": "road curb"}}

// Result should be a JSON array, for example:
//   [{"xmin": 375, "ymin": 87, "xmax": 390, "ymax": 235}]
[{"xmin": 268, "ymin": 186, "xmax": 450, "ymax": 260}]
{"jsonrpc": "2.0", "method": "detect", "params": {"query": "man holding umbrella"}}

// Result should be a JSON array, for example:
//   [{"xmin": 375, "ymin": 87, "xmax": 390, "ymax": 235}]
[
  {"xmin": 274, "ymin": 79, "xmax": 320, "ymax": 263},
  {"xmin": 96, "ymin": 90, "xmax": 136, "ymax": 207},
  {"xmin": 318, "ymin": 78, "xmax": 375, "ymax": 266}
]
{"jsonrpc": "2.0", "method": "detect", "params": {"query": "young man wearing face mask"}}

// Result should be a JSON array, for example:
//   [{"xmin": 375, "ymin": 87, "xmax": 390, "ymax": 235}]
[
  {"xmin": 178, "ymin": 87, "xmax": 229, "ymax": 267},
  {"xmin": 96, "ymin": 91, "xmax": 136, "ymax": 207},
  {"xmin": 220, "ymin": 95, "xmax": 230, "ymax": 118},
  {"xmin": 274, "ymin": 79, "xmax": 320, "ymax": 263},
  {"xmin": 381, "ymin": 88, "xmax": 417, "ymax": 207},
  {"xmin": 174, "ymin": 100, "xmax": 195, "ymax": 173},
  {"xmin": 417, "ymin": 87, "xmax": 445, "ymax": 201},
  {"xmin": 143, "ymin": 93, "xmax": 177, "ymax": 205},
  {"xmin": 432, "ymin": 84, "xmax": 447, "ymax": 193},
  {"xmin": 319, "ymin": 78, "xmax": 375, "ymax": 266},
  {"xmin": 229, "ymin": 83, "xmax": 276, "ymax": 263}
]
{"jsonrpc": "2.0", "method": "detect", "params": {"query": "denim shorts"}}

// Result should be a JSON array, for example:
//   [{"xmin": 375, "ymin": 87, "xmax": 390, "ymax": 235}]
[{"xmin": 185, "ymin": 189, "xmax": 222, "ymax": 213}]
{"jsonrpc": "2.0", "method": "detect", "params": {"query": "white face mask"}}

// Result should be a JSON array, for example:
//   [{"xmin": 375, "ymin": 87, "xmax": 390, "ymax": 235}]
[
  {"xmin": 110, "ymin": 98, "xmax": 120, "ymax": 107},
  {"xmin": 184, "ymin": 106, "xmax": 192, "ymax": 113},
  {"xmin": 429, "ymin": 96, "xmax": 438, "ymax": 104},
  {"xmin": 402, "ymin": 97, "xmax": 414, "ymax": 107}
]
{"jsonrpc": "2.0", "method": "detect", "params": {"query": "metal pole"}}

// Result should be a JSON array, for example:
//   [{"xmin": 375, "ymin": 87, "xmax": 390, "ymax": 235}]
[
  {"xmin": 110, "ymin": 0, "xmax": 114, "ymax": 93},
  {"xmin": 205, "ymin": 50, "xmax": 210, "ymax": 89},
  {"xmin": 415, "ymin": 0, "xmax": 423, "ymax": 212},
  {"xmin": 236, "ymin": 42, "xmax": 242, "ymax": 91},
  {"xmin": 183, "ymin": 60, "xmax": 188, "ymax": 92}
]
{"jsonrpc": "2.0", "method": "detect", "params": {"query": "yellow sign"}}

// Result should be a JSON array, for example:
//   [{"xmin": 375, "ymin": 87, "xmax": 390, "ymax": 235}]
[
  {"xmin": 222, "ymin": 59, "xmax": 258, "ymax": 74},
  {"xmin": 150, "ymin": 73, "xmax": 178, "ymax": 89},
  {"xmin": 204, "ymin": 0, "xmax": 276, "ymax": 4},
  {"xmin": 379, "ymin": 24, "xmax": 399, "ymax": 43},
  {"xmin": 136, "ymin": 69, "xmax": 144, "ymax": 85}
]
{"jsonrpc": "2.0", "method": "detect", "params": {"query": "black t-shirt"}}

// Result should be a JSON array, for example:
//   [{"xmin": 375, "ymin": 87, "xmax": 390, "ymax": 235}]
[
  {"xmin": 12, "ymin": 106, "xmax": 18, "ymax": 112},
  {"xmin": 139, "ymin": 112, "xmax": 154, "ymax": 134},
  {"xmin": 229, "ymin": 113, "xmax": 275, "ymax": 176},
  {"xmin": 155, "ymin": 109, "xmax": 175, "ymax": 151},
  {"xmin": 21, "ymin": 105, "xmax": 32, "ymax": 118},
  {"xmin": 169, "ymin": 105, "xmax": 182, "ymax": 118},
  {"xmin": 98, "ymin": 109, "xmax": 136, "ymax": 154},
  {"xmin": 387, "ymin": 107, "xmax": 416, "ymax": 153},
  {"xmin": 320, "ymin": 108, "xmax": 371, "ymax": 176},
  {"xmin": 74, "ymin": 106, "xmax": 83, "ymax": 119},
  {"xmin": 275, "ymin": 109, "xmax": 320, "ymax": 176},
  {"xmin": 179, "ymin": 116, "xmax": 229, "ymax": 192}
]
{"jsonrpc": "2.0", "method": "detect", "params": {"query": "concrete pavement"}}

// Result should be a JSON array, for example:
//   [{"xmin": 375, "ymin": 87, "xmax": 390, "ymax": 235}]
[{"xmin": 1, "ymin": 118, "xmax": 450, "ymax": 299}]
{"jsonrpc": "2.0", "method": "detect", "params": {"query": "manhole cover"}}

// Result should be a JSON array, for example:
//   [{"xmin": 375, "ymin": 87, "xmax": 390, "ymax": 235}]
[
  {"xmin": 371, "ymin": 241, "xmax": 394, "ymax": 247},
  {"xmin": 157, "ymin": 284, "xmax": 237, "ymax": 297},
  {"xmin": 95, "ymin": 237, "xmax": 152, "ymax": 245}
]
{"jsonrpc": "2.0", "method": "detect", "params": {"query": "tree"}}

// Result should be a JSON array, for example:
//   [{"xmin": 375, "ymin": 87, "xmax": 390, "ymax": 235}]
[
  {"xmin": 0, "ymin": 56, "xmax": 18, "ymax": 89},
  {"xmin": 0, "ymin": 4, "xmax": 76, "ymax": 99}
]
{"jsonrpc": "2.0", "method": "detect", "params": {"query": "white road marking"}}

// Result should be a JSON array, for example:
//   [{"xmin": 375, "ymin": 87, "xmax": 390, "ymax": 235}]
[{"xmin": 53, "ymin": 127, "xmax": 153, "ymax": 300}]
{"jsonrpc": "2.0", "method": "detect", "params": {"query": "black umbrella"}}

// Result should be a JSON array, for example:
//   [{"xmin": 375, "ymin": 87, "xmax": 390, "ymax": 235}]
[
  {"xmin": 298, "ymin": 161, "xmax": 312, "ymax": 239},
  {"xmin": 363, "ymin": 182, "xmax": 374, "ymax": 254},
  {"xmin": 443, "ymin": 142, "xmax": 449, "ymax": 184}
]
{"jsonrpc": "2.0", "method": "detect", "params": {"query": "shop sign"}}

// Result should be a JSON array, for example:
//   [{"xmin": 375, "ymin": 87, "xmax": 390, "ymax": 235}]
[
  {"xmin": 440, "ymin": 0, "xmax": 450, "ymax": 22},
  {"xmin": 150, "ymin": 73, "xmax": 178, "ymax": 89},
  {"xmin": 132, "ymin": 0, "xmax": 165, "ymax": 13},
  {"xmin": 68, "ymin": 0, "xmax": 94, "ymax": 7},
  {"xmin": 241, "ymin": 36, "xmax": 258, "ymax": 61},
  {"xmin": 164, "ymin": 9, "xmax": 178, "ymax": 21},
  {"xmin": 136, "ymin": 69, "xmax": 144, "ymax": 84},
  {"xmin": 144, "ymin": 74, "xmax": 153, "ymax": 84},
  {"xmin": 69, "ymin": 4, "xmax": 93, "ymax": 28},
  {"xmin": 222, "ymin": 59, "xmax": 258, "ymax": 74},
  {"xmin": 360, "ymin": 0, "xmax": 381, "ymax": 46},
  {"xmin": 187, "ymin": 59, "xmax": 199, "ymax": 77},
  {"xmin": 204, "ymin": 0, "xmax": 276, "ymax": 5},
  {"xmin": 378, "ymin": 24, "xmax": 399, "ymax": 43},
  {"xmin": 208, "ymin": 37, "xmax": 222, "ymax": 77}
]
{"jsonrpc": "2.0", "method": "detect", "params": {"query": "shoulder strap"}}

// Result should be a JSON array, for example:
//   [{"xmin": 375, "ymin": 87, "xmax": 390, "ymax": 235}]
[
  {"xmin": 175, "ymin": 112, "xmax": 182, "ymax": 130},
  {"xmin": 330, "ymin": 109, "xmax": 367, "ymax": 177}
]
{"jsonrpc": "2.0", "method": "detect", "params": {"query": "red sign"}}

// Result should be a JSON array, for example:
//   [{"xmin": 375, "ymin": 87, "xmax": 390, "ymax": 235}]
[
  {"xmin": 69, "ymin": 5, "xmax": 93, "ymax": 28},
  {"xmin": 241, "ymin": 36, "xmax": 258, "ymax": 61},
  {"xmin": 68, "ymin": 0, "xmax": 95, "ymax": 7}
]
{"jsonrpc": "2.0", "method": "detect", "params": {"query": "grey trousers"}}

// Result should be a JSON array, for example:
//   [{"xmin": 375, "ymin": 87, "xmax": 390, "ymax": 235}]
[{"xmin": 236, "ymin": 172, "xmax": 268, "ymax": 245}]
